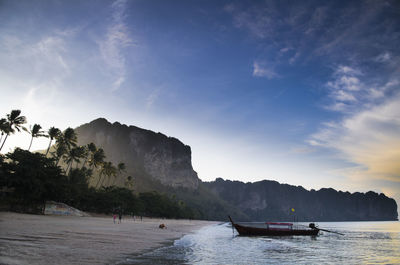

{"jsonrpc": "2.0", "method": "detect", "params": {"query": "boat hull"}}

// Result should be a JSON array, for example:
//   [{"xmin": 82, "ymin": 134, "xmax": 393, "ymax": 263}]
[{"xmin": 233, "ymin": 223, "xmax": 319, "ymax": 236}]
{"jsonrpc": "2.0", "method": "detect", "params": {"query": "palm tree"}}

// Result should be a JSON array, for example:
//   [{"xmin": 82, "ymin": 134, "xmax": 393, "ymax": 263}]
[
  {"xmin": 98, "ymin": 161, "xmax": 117, "ymax": 188},
  {"xmin": 0, "ymin": 110, "xmax": 27, "ymax": 151},
  {"xmin": 87, "ymin": 142, "xmax": 97, "ymax": 154},
  {"xmin": 79, "ymin": 145, "xmax": 88, "ymax": 168},
  {"xmin": 53, "ymin": 127, "xmax": 78, "ymax": 166},
  {"xmin": 64, "ymin": 146, "xmax": 85, "ymax": 175},
  {"xmin": 83, "ymin": 143, "xmax": 96, "ymax": 168},
  {"xmin": 57, "ymin": 127, "xmax": 77, "ymax": 151},
  {"xmin": 111, "ymin": 162, "xmax": 126, "ymax": 186},
  {"xmin": 89, "ymin": 148, "xmax": 105, "ymax": 170},
  {"xmin": 0, "ymin": 118, "xmax": 8, "ymax": 144},
  {"xmin": 125, "ymin": 175, "xmax": 134, "ymax": 189},
  {"xmin": 96, "ymin": 162, "xmax": 107, "ymax": 188},
  {"xmin": 53, "ymin": 142, "xmax": 67, "ymax": 166},
  {"xmin": 46, "ymin": 127, "xmax": 61, "ymax": 156},
  {"xmin": 81, "ymin": 143, "xmax": 96, "ymax": 169},
  {"xmin": 89, "ymin": 148, "xmax": 105, "ymax": 187},
  {"xmin": 28, "ymin": 124, "xmax": 47, "ymax": 151}
]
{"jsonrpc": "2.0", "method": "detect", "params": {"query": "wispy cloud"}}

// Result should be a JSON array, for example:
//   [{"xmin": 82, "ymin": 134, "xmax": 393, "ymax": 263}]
[
  {"xmin": 310, "ymin": 91, "xmax": 400, "ymax": 183},
  {"xmin": 0, "ymin": 28, "xmax": 75, "ymax": 98},
  {"xmin": 324, "ymin": 65, "xmax": 395, "ymax": 112},
  {"xmin": 289, "ymin": 145, "xmax": 316, "ymax": 154},
  {"xmin": 375, "ymin": 52, "xmax": 391, "ymax": 63},
  {"xmin": 225, "ymin": 1, "xmax": 400, "ymax": 78},
  {"xmin": 252, "ymin": 61, "xmax": 279, "ymax": 79},
  {"xmin": 1, "ymin": 32, "xmax": 72, "ymax": 77},
  {"xmin": 224, "ymin": 3, "xmax": 277, "ymax": 39},
  {"xmin": 146, "ymin": 88, "xmax": 161, "ymax": 110},
  {"xmin": 325, "ymin": 65, "xmax": 363, "ymax": 110},
  {"xmin": 98, "ymin": 0, "xmax": 133, "ymax": 91}
]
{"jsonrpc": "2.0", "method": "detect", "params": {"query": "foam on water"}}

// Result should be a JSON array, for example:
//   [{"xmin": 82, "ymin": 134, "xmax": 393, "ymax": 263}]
[{"xmin": 121, "ymin": 221, "xmax": 400, "ymax": 264}]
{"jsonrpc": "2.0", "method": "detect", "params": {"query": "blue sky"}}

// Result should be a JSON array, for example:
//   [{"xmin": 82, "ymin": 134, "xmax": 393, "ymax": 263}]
[{"xmin": 1, "ymin": 0, "xmax": 400, "ymax": 206}]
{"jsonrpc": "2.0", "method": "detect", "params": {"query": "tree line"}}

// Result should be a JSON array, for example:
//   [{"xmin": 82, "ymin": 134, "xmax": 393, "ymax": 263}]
[{"xmin": 0, "ymin": 110, "xmax": 195, "ymax": 219}]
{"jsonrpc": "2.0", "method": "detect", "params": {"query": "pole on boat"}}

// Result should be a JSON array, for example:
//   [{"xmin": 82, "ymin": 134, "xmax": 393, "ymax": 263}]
[
  {"xmin": 291, "ymin": 208, "xmax": 295, "ymax": 225},
  {"xmin": 228, "ymin": 216, "xmax": 235, "ymax": 235},
  {"xmin": 318, "ymin": 228, "xmax": 345, "ymax": 236},
  {"xmin": 309, "ymin": 223, "xmax": 344, "ymax": 235}
]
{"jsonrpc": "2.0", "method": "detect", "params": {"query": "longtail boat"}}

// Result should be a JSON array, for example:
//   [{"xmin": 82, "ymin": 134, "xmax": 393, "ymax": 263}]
[{"xmin": 228, "ymin": 216, "xmax": 320, "ymax": 236}]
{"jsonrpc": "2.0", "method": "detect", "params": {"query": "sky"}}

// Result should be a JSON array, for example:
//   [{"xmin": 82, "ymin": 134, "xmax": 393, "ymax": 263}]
[{"xmin": 1, "ymin": 0, "xmax": 400, "ymax": 207}]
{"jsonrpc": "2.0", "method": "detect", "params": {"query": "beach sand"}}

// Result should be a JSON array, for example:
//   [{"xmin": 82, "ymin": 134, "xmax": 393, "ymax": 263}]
[{"xmin": 0, "ymin": 212, "xmax": 215, "ymax": 265}]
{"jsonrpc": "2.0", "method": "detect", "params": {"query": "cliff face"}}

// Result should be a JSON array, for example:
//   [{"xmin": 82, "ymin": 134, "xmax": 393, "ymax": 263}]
[
  {"xmin": 75, "ymin": 118, "xmax": 199, "ymax": 189},
  {"xmin": 204, "ymin": 178, "xmax": 398, "ymax": 221},
  {"xmin": 73, "ymin": 118, "xmax": 397, "ymax": 221}
]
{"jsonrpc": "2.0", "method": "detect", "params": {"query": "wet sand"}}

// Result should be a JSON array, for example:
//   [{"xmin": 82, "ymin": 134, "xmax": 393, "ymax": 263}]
[{"xmin": 0, "ymin": 212, "xmax": 215, "ymax": 265}]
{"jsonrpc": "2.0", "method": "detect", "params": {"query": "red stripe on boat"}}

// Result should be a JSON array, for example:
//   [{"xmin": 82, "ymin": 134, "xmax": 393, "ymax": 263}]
[{"xmin": 266, "ymin": 222, "xmax": 293, "ymax": 226}]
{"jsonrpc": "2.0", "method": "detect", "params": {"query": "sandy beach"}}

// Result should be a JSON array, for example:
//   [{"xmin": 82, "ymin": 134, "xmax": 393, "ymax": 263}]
[{"xmin": 0, "ymin": 212, "xmax": 216, "ymax": 265}]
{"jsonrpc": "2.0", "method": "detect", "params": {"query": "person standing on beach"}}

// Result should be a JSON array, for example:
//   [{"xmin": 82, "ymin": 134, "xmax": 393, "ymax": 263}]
[
  {"xmin": 118, "ymin": 211, "xmax": 122, "ymax": 224},
  {"xmin": 113, "ymin": 214, "xmax": 117, "ymax": 224}
]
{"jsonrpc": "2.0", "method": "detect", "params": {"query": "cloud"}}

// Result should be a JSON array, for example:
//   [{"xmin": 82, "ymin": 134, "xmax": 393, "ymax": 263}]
[
  {"xmin": 98, "ymin": 0, "xmax": 133, "ymax": 91},
  {"xmin": 289, "ymin": 145, "xmax": 316, "ymax": 154},
  {"xmin": 310, "ymin": 92, "xmax": 400, "ymax": 183},
  {"xmin": 332, "ymin": 90, "xmax": 357, "ymax": 102},
  {"xmin": 252, "ymin": 61, "xmax": 279, "ymax": 79},
  {"xmin": 324, "ymin": 65, "xmax": 364, "ymax": 111},
  {"xmin": 0, "ymin": 28, "xmax": 76, "ymax": 99},
  {"xmin": 375, "ymin": 52, "xmax": 391, "ymax": 63},
  {"xmin": 35, "ymin": 36, "xmax": 70, "ymax": 74},
  {"xmin": 146, "ymin": 88, "xmax": 161, "ymax": 110},
  {"xmin": 280, "ymin": 47, "xmax": 291, "ymax": 53},
  {"xmin": 324, "ymin": 64, "xmax": 399, "ymax": 114},
  {"xmin": 225, "ymin": 1, "xmax": 400, "ymax": 77},
  {"xmin": 289, "ymin": 52, "xmax": 300, "ymax": 65},
  {"xmin": 225, "ymin": 4, "xmax": 276, "ymax": 39},
  {"xmin": 3, "ymin": 33, "xmax": 72, "ymax": 77}
]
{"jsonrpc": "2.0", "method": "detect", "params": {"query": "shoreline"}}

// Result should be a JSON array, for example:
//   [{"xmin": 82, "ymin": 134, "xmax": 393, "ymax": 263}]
[{"xmin": 0, "ymin": 212, "xmax": 217, "ymax": 265}]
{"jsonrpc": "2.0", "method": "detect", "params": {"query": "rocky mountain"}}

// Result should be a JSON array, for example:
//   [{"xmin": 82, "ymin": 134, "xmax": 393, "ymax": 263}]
[
  {"xmin": 75, "ymin": 118, "xmax": 199, "ymax": 189},
  {"xmin": 204, "ymin": 178, "xmax": 398, "ymax": 221},
  {"xmin": 74, "ymin": 118, "xmax": 398, "ymax": 221}
]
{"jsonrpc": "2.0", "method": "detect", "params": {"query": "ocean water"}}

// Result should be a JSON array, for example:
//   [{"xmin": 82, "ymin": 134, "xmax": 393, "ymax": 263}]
[{"xmin": 121, "ymin": 221, "xmax": 400, "ymax": 264}]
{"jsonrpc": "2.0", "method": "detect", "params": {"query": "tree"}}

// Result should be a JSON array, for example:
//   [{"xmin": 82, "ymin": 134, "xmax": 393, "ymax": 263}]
[
  {"xmin": 0, "ymin": 110, "xmax": 27, "ymax": 151},
  {"xmin": 0, "ymin": 118, "xmax": 9, "ymax": 145},
  {"xmin": 80, "ymin": 143, "xmax": 97, "ymax": 169},
  {"xmin": 87, "ymin": 142, "xmax": 97, "ymax": 154},
  {"xmin": 97, "ymin": 161, "xmax": 116, "ymax": 188},
  {"xmin": 53, "ymin": 127, "xmax": 77, "ymax": 166},
  {"xmin": 28, "ymin": 124, "xmax": 47, "ymax": 151},
  {"xmin": 57, "ymin": 127, "xmax": 77, "ymax": 151},
  {"xmin": 82, "ymin": 143, "xmax": 96, "ymax": 169},
  {"xmin": 89, "ymin": 148, "xmax": 105, "ymax": 187},
  {"xmin": 46, "ymin": 127, "xmax": 61, "ymax": 156},
  {"xmin": 124, "ymin": 175, "xmax": 134, "ymax": 189},
  {"xmin": 64, "ymin": 146, "xmax": 85, "ymax": 175},
  {"xmin": 89, "ymin": 148, "xmax": 105, "ymax": 170},
  {"xmin": 111, "ymin": 162, "xmax": 126, "ymax": 186},
  {"xmin": 53, "ymin": 142, "xmax": 67, "ymax": 166},
  {"xmin": 2, "ymin": 148, "xmax": 67, "ymax": 206}
]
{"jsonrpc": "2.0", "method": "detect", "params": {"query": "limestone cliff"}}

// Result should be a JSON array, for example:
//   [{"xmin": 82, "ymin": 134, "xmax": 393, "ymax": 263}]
[
  {"xmin": 204, "ymin": 178, "xmax": 398, "ymax": 221},
  {"xmin": 73, "ymin": 118, "xmax": 397, "ymax": 221},
  {"xmin": 75, "ymin": 118, "xmax": 199, "ymax": 189}
]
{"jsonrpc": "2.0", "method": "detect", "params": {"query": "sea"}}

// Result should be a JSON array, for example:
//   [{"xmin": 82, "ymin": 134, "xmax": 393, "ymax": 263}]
[{"xmin": 120, "ymin": 221, "xmax": 400, "ymax": 264}]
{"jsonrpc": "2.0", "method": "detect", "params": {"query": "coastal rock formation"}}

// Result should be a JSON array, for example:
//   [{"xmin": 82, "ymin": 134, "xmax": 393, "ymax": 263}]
[
  {"xmin": 73, "ymin": 118, "xmax": 397, "ymax": 221},
  {"xmin": 75, "ymin": 118, "xmax": 199, "ymax": 189},
  {"xmin": 204, "ymin": 178, "xmax": 398, "ymax": 221}
]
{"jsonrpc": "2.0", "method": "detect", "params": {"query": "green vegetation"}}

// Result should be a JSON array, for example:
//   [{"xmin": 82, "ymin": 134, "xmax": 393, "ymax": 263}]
[
  {"xmin": 0, "ymin": 110, "xmax": 27, "ymax": 151},
  {"xmin": 0, "ymin": 110, "xmax": 195, "ymax": 219}
]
